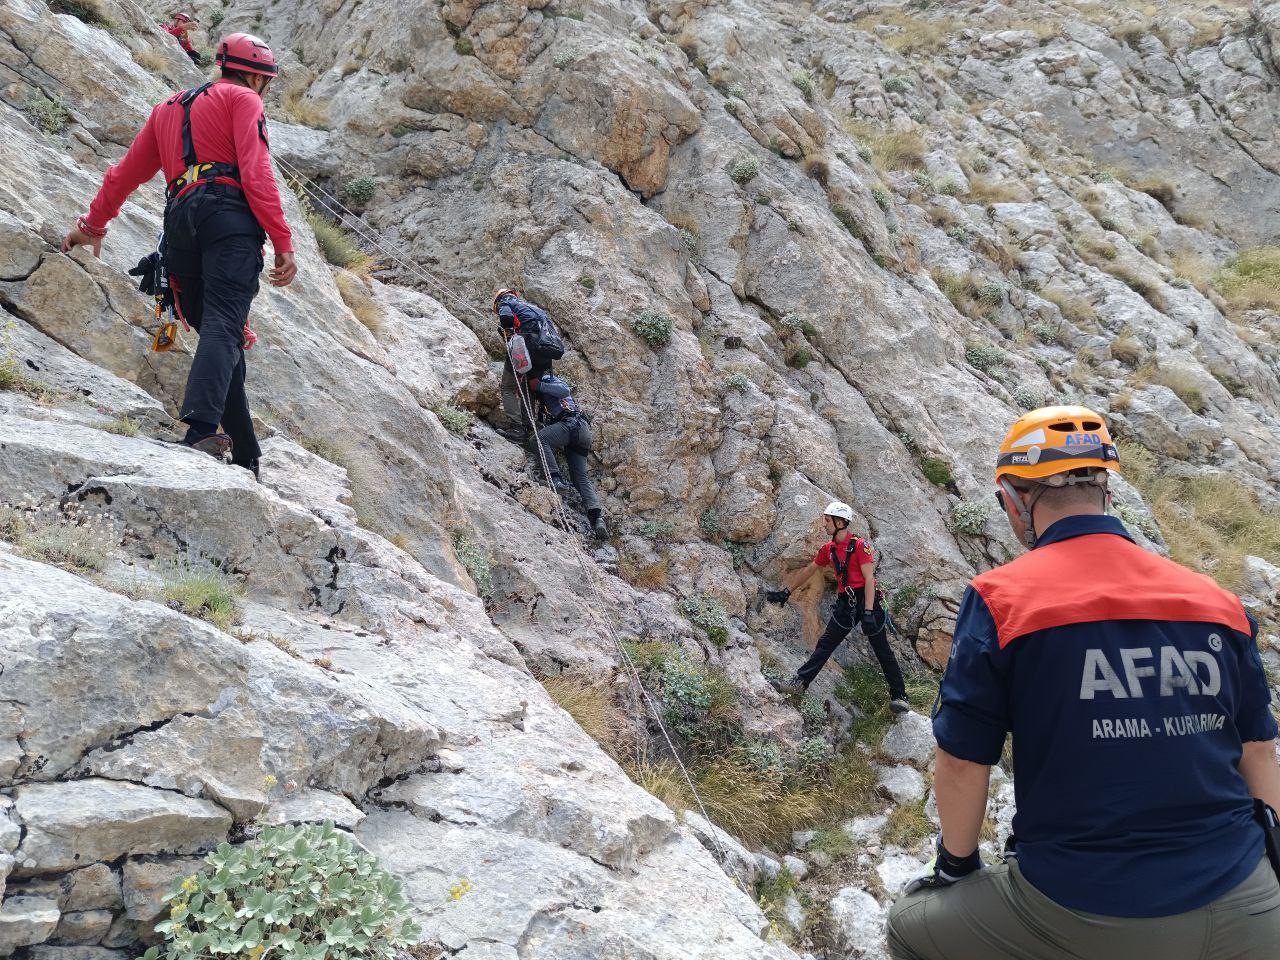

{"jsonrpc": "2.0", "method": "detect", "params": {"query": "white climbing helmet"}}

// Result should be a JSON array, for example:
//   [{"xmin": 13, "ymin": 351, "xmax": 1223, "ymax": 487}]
[{"xmin": 823, "ymin": 501, "xmax": 854, "ymax": 523}]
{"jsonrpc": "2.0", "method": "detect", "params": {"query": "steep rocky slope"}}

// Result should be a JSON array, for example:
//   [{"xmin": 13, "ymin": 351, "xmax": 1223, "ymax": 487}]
[{"xmin": 2, "ymin": 0, "xmax": 1280, "ymax": 958}]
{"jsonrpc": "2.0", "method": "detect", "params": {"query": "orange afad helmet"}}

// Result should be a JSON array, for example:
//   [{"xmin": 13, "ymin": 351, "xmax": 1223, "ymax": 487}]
[
  {"xmin": 492, "ymin": 288, "xmax": 520, "ymax": 314},
  {"xmin": 995, "ymin": 405, "xmax": 1120, "ymax": 485}
]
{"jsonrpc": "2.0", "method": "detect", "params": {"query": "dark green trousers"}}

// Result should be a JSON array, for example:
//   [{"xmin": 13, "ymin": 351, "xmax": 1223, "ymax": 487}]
[{"xmin": 888, "ymin": 857, "xmax": 1280, "ymax": 960}]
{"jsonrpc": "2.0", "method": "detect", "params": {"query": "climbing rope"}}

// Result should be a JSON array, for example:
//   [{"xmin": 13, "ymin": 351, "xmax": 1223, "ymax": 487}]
[{"xmin": 272, "ymin": 158, "xmax": 747, "ymax": 887}]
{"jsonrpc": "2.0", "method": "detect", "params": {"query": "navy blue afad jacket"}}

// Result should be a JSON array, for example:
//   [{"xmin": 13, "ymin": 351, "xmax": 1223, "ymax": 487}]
[{"xmin": 934, "ymin": 514, "xmax": 1277, "ymax": 917}]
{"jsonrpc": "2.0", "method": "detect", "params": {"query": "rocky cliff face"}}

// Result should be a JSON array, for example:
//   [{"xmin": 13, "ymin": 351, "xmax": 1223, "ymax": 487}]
[{"xmin": 2, "ymin": 0, "xmax": 1279, "ymax": 958}]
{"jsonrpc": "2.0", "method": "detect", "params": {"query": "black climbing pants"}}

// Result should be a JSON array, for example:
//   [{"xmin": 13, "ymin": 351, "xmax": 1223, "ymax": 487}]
[
  {"xmin": 500, "ymin": 355, "xmax": 552, "ymax": 434},
  {"xmin": 529, "ymin": 415, "xmax": 600, "ymax": 515},
  {"xmin": 796, "ymin": 589, "xmax": 907, "ymax": 698},
  {"xmin": 164, "ymin": 185, "xmax": 264, "ymax": 466}
]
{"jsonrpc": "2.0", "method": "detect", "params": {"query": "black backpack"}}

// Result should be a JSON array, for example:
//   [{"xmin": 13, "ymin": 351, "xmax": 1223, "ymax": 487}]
[{"xmin": 510, "ymin": 301, "xmax": 565, "ymax": 363}]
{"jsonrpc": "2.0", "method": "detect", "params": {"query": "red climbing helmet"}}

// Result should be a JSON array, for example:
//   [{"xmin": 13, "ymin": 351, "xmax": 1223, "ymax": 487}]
[
  {"xmin": 214, "ymin": 33, "xmax": 279, "ymax": 77},
  {"xmin": 173, "ymin": 12, "xmax": 197, "ymax": 24}
]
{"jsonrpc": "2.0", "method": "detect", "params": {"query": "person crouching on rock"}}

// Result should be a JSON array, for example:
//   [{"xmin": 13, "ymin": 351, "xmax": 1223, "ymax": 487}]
[
  {"xmin": 164, "ymin": 12, "xmax": 202, "ymax": 64},
  {"xmin": 63, "ymin": 33, "xmax": 296, "ymax": 481},
  {"xmin": 527, "ymin": 372, "xmax": 608, "ymax": 539},
  {"xmin": 764, "ymin": 500, "xmax": 909, "ymax": 713}
]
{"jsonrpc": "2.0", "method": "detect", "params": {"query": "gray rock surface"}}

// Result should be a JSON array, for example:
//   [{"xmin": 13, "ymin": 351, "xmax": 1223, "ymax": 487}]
[
  {"xmin": 880, "ymin": 712, "xmax": 936, "ymax": 765},
  {"xmin": 0, "ymin": 896, "xmax": 60, "ymax": 956},
  {"xmin": 829, "ymin": 887, "xmax": 888, "ymax": 960}
]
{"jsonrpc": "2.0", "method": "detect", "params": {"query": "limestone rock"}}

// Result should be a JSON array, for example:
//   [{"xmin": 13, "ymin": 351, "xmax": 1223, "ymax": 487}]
[
  {"xmin": 27, "ymin": 949, "xmax": 130, "ymax": 960},
  {"xmin": 62, "ymin": 865, "xmax": 122, "ymax": 914},
  {"xmin": 682, "ymin": 811, "xmax": 759, "ymax": 888},
  {"xmin": 121, "ymin": 858, "xmax": 201, "ymax": 925},
  {"xmin": 0, "ymin": 896, "xmax": 60, "ymax": 956},
  {"xmin": 875, "ymin": 765, "xmax": 927, "ymax": 805},
  {"xmin": 264, "ymin": 789, "xmax": 366, "ymax": 831},
  {"xmin": 12, "ymin": 780, "xmax": 230, "ymax": 877},
  {"xmin": 877, "ymin": 853, "xmax": 933, "ymax": 895},
  {"xmin": 880, "ymin": 712, "xmax": 935, "ymax": 765},
  {"xmin": 829, "ymin": 887, "xmax": 888, "ymax": 959},
  {"xmin": 50, "ymin": 910, "xmax": 112, "ymax": 946}
]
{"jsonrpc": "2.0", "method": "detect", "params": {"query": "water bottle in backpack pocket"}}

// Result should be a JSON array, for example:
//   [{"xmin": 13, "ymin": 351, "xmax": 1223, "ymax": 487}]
[{"xmin": 508, "ymin": 334, "xmax": 533, "ymax": 374}]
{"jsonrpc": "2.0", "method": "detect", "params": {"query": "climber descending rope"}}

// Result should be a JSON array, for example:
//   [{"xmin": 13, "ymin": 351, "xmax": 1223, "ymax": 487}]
[{"xmin": 273, "ymin": 159, "xmax": 745, "ymax": 886}]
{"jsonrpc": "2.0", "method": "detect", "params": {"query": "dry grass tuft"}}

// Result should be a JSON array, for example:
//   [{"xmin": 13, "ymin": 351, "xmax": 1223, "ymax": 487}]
[
  {"xmin": 842, "ymin": 120, "xmax": 926, "ymax": 172},
  {"xmin": 335, "ymin": 271, "xmax": 382, "ymax": 333},
  {"xmin": 281, "ymin": 81, "xmax": 331, "ymax": 129},
  {"xmin": 132, "ymin": 49, "xmax": 166, "ymax": 73},
  {"xmin": 965, "ymin": 176, "xmax": 1027, "ymax": 205},
  {"xmin": 541, "ymin": 673, "xmax": 629, "ymax": 747},
  {"xmin": 1215, "ymin": 247, "xmax": 1280, "ymax": 313},
  {"xmin": 1119, "ymin": 441, "xmax": 1280, "ymax": 592},
  {"xmin": 1041, "ymin": 286, "xmax": 1100, "ymax": 329}
]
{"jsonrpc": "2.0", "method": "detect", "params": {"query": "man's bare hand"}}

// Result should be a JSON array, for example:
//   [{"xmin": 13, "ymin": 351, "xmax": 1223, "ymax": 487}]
[
  {"xmin": 269, "ymin": 251, "xmax": 297, "ymax": 287},
  {"xmin": 61, "ymin": 224, "xmax": 103, "ymax": 258}
]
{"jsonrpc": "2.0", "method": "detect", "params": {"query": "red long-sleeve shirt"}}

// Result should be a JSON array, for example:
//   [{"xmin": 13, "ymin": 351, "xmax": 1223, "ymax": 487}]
[
  {"xmin": 163, "ymin": 23, "xmax": 195, "ymax": 53},
  {"xmin": 85, "ymin": 79, "xmax": 293, "ymax": 253}
]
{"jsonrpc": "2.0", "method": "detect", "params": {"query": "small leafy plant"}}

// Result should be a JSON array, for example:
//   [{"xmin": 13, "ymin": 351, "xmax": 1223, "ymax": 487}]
[
  {"xmin": 142, "ymin": 821, "xmax": 420, "ymax": 960},
  {"xmin": 678, "ymin": 593, "xmax": 731, "ymax": 647},
  {"xmin": 633, "ymin": 308, "xmax": 674, "ymax": 346}
]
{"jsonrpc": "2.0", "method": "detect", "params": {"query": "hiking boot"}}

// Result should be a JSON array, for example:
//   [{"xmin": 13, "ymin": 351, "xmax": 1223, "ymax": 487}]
[
  {"xmin": 184, "ymin": 432, "xmax": 232, "ymax": 460},
  {"xmin": 589, "ymin": 512, "xmax": 609, "ymax": 539},
  {"xmin": 549, "ymin": 475, "xmax": 574, "ymax": 496},
  {"xmin": 496, "ymin": 425, "xmax": 529, "ymax": 444},
  {"xmin": 769, "ymin": 676, "xmax": 804, "ymax": 696},
  {"xmin": 889, "ymin": 697, "xmax": 910, "ymax": 716}
]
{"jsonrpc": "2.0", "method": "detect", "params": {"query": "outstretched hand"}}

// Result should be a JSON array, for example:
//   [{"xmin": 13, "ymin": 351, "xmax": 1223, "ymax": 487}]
[
  {"xmin": 270, "ymin": 251, "xmax": 297, "ymax": 287},
  {"xmin": 61, "ymin": 224, "xmax": 102, "ymax": 258}
]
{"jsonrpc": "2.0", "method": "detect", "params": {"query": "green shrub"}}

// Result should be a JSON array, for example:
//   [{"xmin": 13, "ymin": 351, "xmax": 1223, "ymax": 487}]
[
  {"xmin": 661, "ymin": 656, "xmax": 736, "ymax": 741},
  {"xmin": 883, "ymin": 75, "xmax": 913, "ymax": 94},
  {"xmin": 699, "ymin": 509, "xmax": 720, "ymax": 535},
  {"xmin": 911, "ymin": 171, "xmax": 933, "ymax": 190},
  {"xmin": 791, "ymin": 71, "xmax": 815, "ymax": 102},
  {"xmin": 633, "ymin": 308, "xmax": 674, "ymax": 346},
  {"xmin": 1013, "ymin": 382, "xmax": 1046, "ymax": 410},
  {"xmin": 553, "ymin": 48, "xmax": 577, "ymax": 67},
  {"xmin": 637, "ymin": 518, "xmax": 676, "ymax": 540},
  {"xmin": 578, "ymin": 275, "xmax": 596, "ymax": 289},
  {"xmin": 161, "ymin": 563, "xmax": 242, "ymax": 632},
  {"xmin": 432, "ymin": 401, "xmax": 473, "ymax": 434},
  {"xmin": 678, "ymin": 593, "xmax": 731, "ymax": 647},
  {"xmin": 799, "ymin": 694, "xmax": 826, "ymax": 730},
  {"xmin": 737, "ymin": 737, "xmax": 786, "ymax": 774},
  {"xmin": 622, "ymin": 639, "xmax": 673, "ymax": 680},
  {"xmin": 831, "ymin": 204, "xmax": 864, "ymax": 238},
  {"xmin": 678, "ymin": 228, "xmax": 698, "ymax": 253},
  {"xmin": 103, "ymin": 416, "xmax": 140, "ymax": 437},
  {"xmin": 18, "ymin": 523, "xmax": 109, "ymax": 573},
  {"xmin": 728, "ymin": 156, "xmax": 760, "ymax": 184},
  {"xmin": 976, "ymin": 281, "xmax": 1005, "ymax": 305},
  {"xmin": 722, "ymin": 371, "xmax": 750, "ymax": 392},
  {"xmin": 454, "ymin": 534, "xmax": 493, "ymax": 597},
  {"xmin": 856, "ymin": 144, "xmax": 873, "ymax": 163},
  {"xmin": 797, "ymin": 735, "xmax": 834, "ymax": 768},
  {"xmin": 964, "ymin": 338, "xmax": 1007, "ymax": 374},
  {"xmin": 787, "ymin": 347, "xmax": 813, "ymax": 369},
  {"xmin": 24, "ymin": 93, "xmax": 71, "ymax": 134},
  {"xmin": 50, "ymin": 0, "xmax": 108, "ymax": 24},
  {"xmin": 938, "ymin": 178, "xmax": 963, "ymax": 197},
  {"xmin": 141, "ymin": 821, "xmax": 419, "ymax": 960},
  {"xmin": 871, "ymin": 186, "xmax": 891, "ymax": 211},
  {"xmin": 921, "ymin": 457, "xmax": 953, "ymax": 486},
  {"xmin": 343, "ymin": 175, "xmax": 377, "ymax": 206},
  {"xmin": 950, "ymin": 499, "xmax": 991, "ymax": 536},
  {"xmin": 1030, "ymin": 321, "xmax": 1064, "ymax": 345},
  {"xmin": 454, "ymin": 36, "xmax": 475, "ymax": 56}
]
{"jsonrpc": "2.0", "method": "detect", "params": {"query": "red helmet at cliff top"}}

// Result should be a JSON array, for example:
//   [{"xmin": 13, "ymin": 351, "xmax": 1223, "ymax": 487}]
[
  {"xmin": 214, "ymin": 33, "xmax": 279, "ymax": 77},
  {"xmin": 173, "ymin": 12, "xmax": 196, "ymax": 24}
]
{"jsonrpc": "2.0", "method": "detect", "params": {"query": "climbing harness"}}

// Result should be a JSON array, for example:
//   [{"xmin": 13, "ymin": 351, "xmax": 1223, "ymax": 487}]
[{"xmin": 272, "ymin": 158, "xmax": 749, "ymax": 889}]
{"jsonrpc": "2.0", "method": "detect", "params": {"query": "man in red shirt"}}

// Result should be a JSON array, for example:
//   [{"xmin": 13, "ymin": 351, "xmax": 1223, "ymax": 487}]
[
  {"xmin": 766, "ymin": 501, "xmax": 910, "ymax": 712},
  {"xmin": 62, "ymin": 33, "xmax": 296, "ymax": 479},
  {"xmin": 164, "ymin": 12, "xmax": 201, "ymax": 64}
]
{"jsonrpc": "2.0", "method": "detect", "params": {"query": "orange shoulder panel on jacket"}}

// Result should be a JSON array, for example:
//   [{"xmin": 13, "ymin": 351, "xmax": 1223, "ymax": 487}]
[{"xmin": 972, "ymin": 533, "xmax": 1250, "ymax": 649}]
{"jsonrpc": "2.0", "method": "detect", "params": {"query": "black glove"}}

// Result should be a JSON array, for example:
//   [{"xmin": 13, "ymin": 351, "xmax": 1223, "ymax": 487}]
[
  {"xmin": 186, "ymin": 49, "xmax": 202, "ymax": 65},
  {"xmin": 904, "ymin": 838, "xmax": 983, "ymax": 894},
  {"xmin": 128, "ymin": 252, "xmax": 161, "ymax": 295},
  {"xmin": 765, "ymin": 588, "xmax": 791, "ymax": 606},
  {"xmin": 860, "ymin": 608, "xmax": 884, "ymax": 633}
]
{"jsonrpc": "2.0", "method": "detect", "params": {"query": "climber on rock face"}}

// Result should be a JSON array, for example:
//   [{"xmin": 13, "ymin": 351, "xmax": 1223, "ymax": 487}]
[
  {"xmin": 493, "ymin": 288, "xmax": 563, "ymax": 444},
  {"xmin": 62, "ymin": 32, "xmax": 296, "ymax": 481},
  {"xmin": 164, "ymin": 12, "xmax": 202, "ymax": 64},
  {"xmin": 764, "ymin": 501, "xmax": 909, "ymax": 713},
  {"xmin": 887, "ymin": 406, "xmax": 1280, "ymax": 960},
  {"xmin": 527, "ymin": 371, "xmax": 607, "ymax": 539}
]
